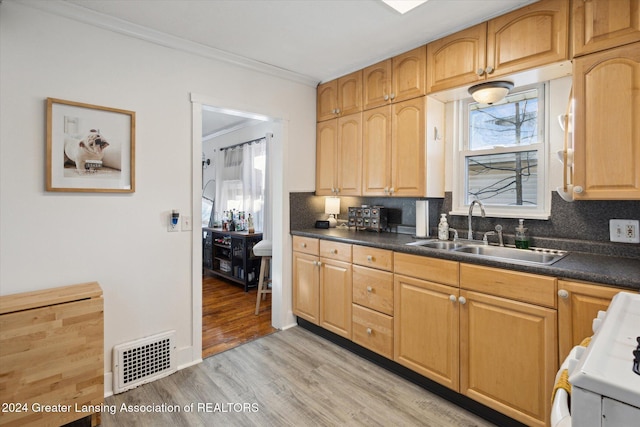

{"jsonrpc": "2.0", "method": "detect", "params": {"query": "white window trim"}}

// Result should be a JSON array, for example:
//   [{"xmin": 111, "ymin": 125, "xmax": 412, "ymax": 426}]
[{"xmin": 451, "ymin": 83, "xmax": 551, "ymax": 220}]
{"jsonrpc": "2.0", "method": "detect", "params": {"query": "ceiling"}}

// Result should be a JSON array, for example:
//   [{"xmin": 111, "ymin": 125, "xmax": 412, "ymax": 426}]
[{"xmin": 41, "ymin": 0, "xmax": 537, "ymax": 136}]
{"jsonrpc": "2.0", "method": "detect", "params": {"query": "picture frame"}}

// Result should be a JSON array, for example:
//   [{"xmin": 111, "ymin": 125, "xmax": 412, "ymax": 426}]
[{"xmin": 46, "ymin": 98, "xmax": 135, "ymax": 192}]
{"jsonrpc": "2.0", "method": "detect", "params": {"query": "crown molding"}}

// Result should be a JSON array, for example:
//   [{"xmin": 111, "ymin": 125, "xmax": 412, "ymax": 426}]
[{"xmin": 15, "ymin": 0, "xmax": 319, "ymax": 87}]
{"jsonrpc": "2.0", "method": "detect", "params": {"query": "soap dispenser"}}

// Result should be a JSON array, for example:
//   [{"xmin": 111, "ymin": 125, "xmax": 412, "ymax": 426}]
[
  {"xmin": 515, "ymin": 219, "xmax": 530, "ymax": 249},
  {"xmin": 438, "ymin": 214, "xmax": 449, "ymax": 240}
]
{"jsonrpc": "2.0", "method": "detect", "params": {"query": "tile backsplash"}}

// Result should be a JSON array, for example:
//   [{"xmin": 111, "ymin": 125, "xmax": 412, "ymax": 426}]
[{"xmin": 290, "ymin": 191, "xmax": 640, "ymax": 258}]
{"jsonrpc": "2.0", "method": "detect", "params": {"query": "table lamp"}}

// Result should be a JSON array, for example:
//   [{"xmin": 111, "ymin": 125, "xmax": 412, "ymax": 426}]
[{"xmin": 325, "ymin": 197, "xmax": 340, "ymax": 228}]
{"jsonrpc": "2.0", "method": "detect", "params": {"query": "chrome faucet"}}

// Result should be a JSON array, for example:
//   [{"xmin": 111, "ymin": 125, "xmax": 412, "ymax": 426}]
[{"xmin": 468, "ymin": 199, "xmax": 485, "ymax": 240}]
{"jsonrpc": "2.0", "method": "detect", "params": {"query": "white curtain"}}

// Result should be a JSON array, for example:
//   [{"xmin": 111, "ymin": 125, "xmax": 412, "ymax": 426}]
[{"xmin": 216, "ymin": 138, "xmax": 266, "ymax": 232}]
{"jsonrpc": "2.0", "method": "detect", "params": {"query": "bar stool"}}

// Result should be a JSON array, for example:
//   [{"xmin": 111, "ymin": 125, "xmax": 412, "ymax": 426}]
[{"xmin": 253, "ymin": 240, "xmax": 272, "ymax": 315}]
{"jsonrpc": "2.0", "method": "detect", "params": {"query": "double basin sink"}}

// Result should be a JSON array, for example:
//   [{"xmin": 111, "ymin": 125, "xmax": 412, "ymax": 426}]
[{"xmin": 406, "ymin": 239, "xmax": 567, "ymax": 266}]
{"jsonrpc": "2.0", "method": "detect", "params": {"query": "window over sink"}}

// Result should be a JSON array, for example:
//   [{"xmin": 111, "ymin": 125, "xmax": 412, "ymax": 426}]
[{"xmin": 453, "ymin": 83, "xmax": 550, "ymax": 219}]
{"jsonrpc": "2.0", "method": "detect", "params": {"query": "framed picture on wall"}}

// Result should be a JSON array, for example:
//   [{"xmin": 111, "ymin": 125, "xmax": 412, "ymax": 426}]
[{"xmin": 46, "ymin": 98, "xmax": 135, "ymax": 192}]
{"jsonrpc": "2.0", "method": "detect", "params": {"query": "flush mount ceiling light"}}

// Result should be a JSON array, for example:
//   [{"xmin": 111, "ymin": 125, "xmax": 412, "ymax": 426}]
[
  {"xmin": 382, "ymin": 0, "xmax": 429, "ymax": 14},
  {"xmin": 468, "ymin": 80, "xmax": 514, "ymax": 105}
]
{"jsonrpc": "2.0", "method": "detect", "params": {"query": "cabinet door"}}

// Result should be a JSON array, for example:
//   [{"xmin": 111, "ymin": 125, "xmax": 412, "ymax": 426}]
[
  {"xmin": 391, "ymin": 97, "xmax": 425, "ymax": 197},
  {"xmin": 319, "ymin": 259, "xmax": 352, "ymax": 338},
  {"xmin": 315, "ymin": 120, "xmax": 337, "ymax": 196},
  {"xmin": 363, "ymin": 59, "xmax": 392, "ymax": 110},
  {"xmin": 317, "ymin": 79, "xmax": 338, "ymax": 122},
  {"xmin": 573, "ymin": 0, "xmax": 640, "ymax": 57},
  {"xmin": 573, "ymin": 43, "xmax": 640, "ymax": 199},
  {"xmin": 337, "ymin": 70, "xmax": 363, "ymax": 116},
  {"xmin": 292, "ymin": 251, "xmax": 320, "ymax": 324},
  {"xmin": 391, "ymin": 46, "xmax": 427, "ymax": 103},
  {"xmin": 362, "ymin": 105, "xmax": 392, "ymax": 196},
  {"xmin": 460, "ymin": 290, "xmax": 557, "ymax": 427},
  {"xmin": 487, "ymin": 0, "xmax": 569, "ymax": 77},
  {"xmin": 336, "ymin": 113, "xmax": 362, "ymax": 196},
  {"xmin": 426, "ymin": 23, "xmax": 487, "ymax": 93},
  {"xmin": 394, "ymin": 274, "xmax": 459, "ymax": 390},
  {"xmin": 557, "ymin": 280, "xmax": 625, "ymax": 363}
]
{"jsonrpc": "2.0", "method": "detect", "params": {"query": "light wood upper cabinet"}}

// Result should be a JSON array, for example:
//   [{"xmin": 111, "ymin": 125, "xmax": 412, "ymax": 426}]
[
  {"xmin": 426, "ymin": 0, "xmax": 569, "ymax": 94},
  {"xmin": 427, "ymin": 23, "xmax": 488, "ymax": 94},
  {"xmin": 573, "ymin": 0, "xmax": 640, "ymax": 57},
  {"xmin": 486, "ymin": 0, "xmax": 568, "ymax": 77},
  {"xmin": 363, "ymin": 46, "xmax": 426, "ymax": 110},
  {"xmin": 557, "ymin": 280, "xmax": 630, "ymax": 363},
  {"xmin": 459, "ymin": 290, "xmax": 557, "ymax": 427},
  {"xmin": 362, "ymin": 97, "xmax": 425, "ymax": 197},
  {"xmin": 572, "ymin": 42, "xmax": 640, "ymax": 200},
  {"xmin": 317, "ymin": 70, "xmax": 363, "ymax": 121},
  {"xmin": 315, "ymin": 113, "xmax": 362, "ymax": 196}
]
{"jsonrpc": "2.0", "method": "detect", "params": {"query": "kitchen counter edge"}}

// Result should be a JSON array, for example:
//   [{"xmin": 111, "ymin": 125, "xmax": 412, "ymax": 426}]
[{"xmin": 291, "ymin": 228, "xmax": 640, "ymax": 291}]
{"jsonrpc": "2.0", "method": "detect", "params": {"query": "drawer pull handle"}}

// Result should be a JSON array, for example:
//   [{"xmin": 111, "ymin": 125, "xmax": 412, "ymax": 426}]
[
  {"xmin": 366, "ymin": 328, "xmax": 372, "ymax": 335},
  {"xmin": 558, "ymin": 289, "xmax": 569, "ymax": 299},
  {"xmin": 331, "ymin": 249, "xmax": 338, "ymax": 254},
  {"xmin": 367, "ymin": 255, "xmax": 373, "ymax": 262},
  {"xmin": 367, "ymin": 286, "xmax": 373, "ymax": 293},
  {"xmin": 459, "ymin": 296, "xmax": 467, "ymax": 305},
  {"xmin": 449, "ymin": 295, "xmax": 457, "ymax": 302},
  {"xmin": 301, "ymin": 243, "xmax": 307, "ymax": 248}
]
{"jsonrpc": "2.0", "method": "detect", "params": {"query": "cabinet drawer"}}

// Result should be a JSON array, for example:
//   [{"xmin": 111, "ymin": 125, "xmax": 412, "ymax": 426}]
[
  {"xmin": 292, "ymin": 236, "xmax": 319, "ymax": 256},
  {"xmin": 352, "ymin": 304, "xmax": 393, "ymax": 359},
  {"xmin": 460, "ymin": 264, "xmax": 557, "ymax": 308},
  {"xmin": 353, "ymin": 245, "xmax": 393, "ymax": 271},
  {"xmin": 320, "ymin": 240, "xmax": 352, "ymax": 262},
  {"xmin": 394, "ymin": 252, "xmax": 459, "ymax": 286},
  {"xmin": 353, "ymin": 265, "xmax": 393, "ymax": 315}
]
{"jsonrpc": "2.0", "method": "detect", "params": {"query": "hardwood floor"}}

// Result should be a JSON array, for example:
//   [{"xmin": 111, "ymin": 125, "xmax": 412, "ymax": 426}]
[
  {"xmin": 101, "ymin": 327, "xmax": 497, "ymax": 427},
  {"xmin": 202, "ymin": 274, "xmax": 277, "ymax": 359}
]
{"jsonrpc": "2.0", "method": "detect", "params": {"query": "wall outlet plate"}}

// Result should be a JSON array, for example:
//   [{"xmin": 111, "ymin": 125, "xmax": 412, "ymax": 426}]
[{"xmin": 609, "ymin": 219, "xmax": 640, "ymax": 243}]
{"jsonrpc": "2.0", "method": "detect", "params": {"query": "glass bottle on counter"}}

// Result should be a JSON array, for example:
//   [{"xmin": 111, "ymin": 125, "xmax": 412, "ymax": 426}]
[
  {"xmin": 438, "ymin": 214, "xmax": 449, "ymax": 240},
  {"xmin": 515, "ymin": 219, "xmax": 530, "ymax": 249}
]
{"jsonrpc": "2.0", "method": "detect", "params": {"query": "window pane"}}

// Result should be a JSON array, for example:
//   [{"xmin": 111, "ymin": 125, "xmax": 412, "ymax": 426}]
[
  {"xmin": 466, "ymin": 151, "xmax": 538, "ymax": 206},
  {"xmin": 468, "ymin": 89, "xmax": 539, "ymax": 150}
]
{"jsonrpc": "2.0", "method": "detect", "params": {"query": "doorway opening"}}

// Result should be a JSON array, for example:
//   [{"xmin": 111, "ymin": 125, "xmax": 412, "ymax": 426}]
[{"xmin": 198, "ymin": 103, "xmax": 281, "ymax": 358}]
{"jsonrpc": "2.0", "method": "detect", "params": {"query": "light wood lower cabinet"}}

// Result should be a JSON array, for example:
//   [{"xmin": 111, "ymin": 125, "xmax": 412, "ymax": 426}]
[
  {"xmin": 460, "ymin": 264, "xmax": 557, "ymax": 427},
  {"xmin": 459, "ymin": 289, "xmax": 557, "ymax": 427},
  {"xmin": 557, "ymin": 279, "xmax": 633, "ymax": 362},
  {"xmin": 320, "ymin": 257, "xmax": 352, "ymax": 338},
  {"xmin": 394, "ymin": 273, "xmax": 460, "ymax": 390},
  {"xmin": 351, "ymin": 245, "xmax": 394, "ymax": 358}
]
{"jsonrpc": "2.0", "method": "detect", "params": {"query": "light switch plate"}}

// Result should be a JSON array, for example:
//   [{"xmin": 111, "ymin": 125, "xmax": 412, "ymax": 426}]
[
  {"xmin": 609, "ymin": 219, "xmax": 640, "ymax": 243},
  {"xmin": 182, "ymin": 215, "xmax": 192, "ymax": 231}
]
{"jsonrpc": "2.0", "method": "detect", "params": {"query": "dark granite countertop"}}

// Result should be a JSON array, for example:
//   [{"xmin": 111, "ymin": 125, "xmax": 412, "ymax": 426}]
[{"xmin": 291, "ymin": 228, "xmax": 640, "ymax": 291}]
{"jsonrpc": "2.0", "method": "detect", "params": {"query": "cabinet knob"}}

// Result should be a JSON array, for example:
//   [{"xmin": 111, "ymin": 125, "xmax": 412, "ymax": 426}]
[
  {"xmin": 367, "ymin": 255, "xmax": 373, "ymax": 262},
  {"xmin": 331, "ymin": 249, "xmax": 338, "ymax": 254},
  {"xmin": 301, "ymin": 243, "xmax": 307, "ymax": 248},
  {"xmin": 335, "ymin": 108, "xmax": 341, "ymax": 115},
  {"xmin": 573, "ymin": 186, "xmax": 584, "ymax": 194},
  {"xmin": 317, "ymin": 261, "xmax": 322, "ymax": 267},
  {"xmin": 390, "ymin": 93, "xmax": 396, "ymax": 100},
  {"xmin": 389, "ymin": 187, "xmax": 395, "ymax": 195},
  {"xmin": 476, "ymin": 68, "xmax": 485, "ymax": 76},
  {"xmin": 459, "ymin": 296, "xmax": 467, "ymax": 305},
  {"xmin": 449, "ymin": 295, "xmax": 457, "ymax": 302},
  {"xmin": 485, "ymin": 66, "xmax": 494, "ymax": 74},
  {"xmin": 558, "ymin": 289, "xmax": 569, "ymax": 299},
  {"xmin": 366, "ymin": 328, "xmax": 372, "ymax": 335},
  {"xmin": 366, "ymin": 286, "xmax": 373, "ymax": 293},
  {"xmin": 383, "ymin": 94, "xmax": 389, "ymax": 101}
]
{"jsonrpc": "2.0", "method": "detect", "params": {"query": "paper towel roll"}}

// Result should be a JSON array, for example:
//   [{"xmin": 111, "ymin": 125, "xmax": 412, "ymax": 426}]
[{"xmin": 416, "ymin": 200, "xmax": 429, "ymax": 238}]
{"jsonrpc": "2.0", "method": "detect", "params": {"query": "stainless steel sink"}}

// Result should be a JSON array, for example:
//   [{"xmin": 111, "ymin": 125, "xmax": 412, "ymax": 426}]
[
  {"xmin": 407, "ymin": 239, "xmax": 567, "ymax": 265},
  {"xmin": 406, "ymin": 239, "xmax": 465, "ymax": 250},
  {"xmin": 453, "ymin": 245, "xmax": 566, "ymax": 265}
]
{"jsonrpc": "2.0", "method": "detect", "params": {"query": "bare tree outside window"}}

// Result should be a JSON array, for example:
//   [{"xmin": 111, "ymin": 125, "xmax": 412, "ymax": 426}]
[{"xmin": 465, "ymin": 88, "xmax": 541, "ymax": 207}]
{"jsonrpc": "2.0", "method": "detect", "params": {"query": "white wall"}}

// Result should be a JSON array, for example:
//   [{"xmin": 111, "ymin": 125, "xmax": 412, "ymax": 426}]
[{"xmin": 0, "ymin": 1, "xmax": 315, "ymax": 395}]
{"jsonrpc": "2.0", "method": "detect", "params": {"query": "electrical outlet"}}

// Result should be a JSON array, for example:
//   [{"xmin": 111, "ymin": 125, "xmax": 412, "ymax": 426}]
[
  {"xmin": 609, "ymin": 219, "xmax": 640, "ymax": 243},
  {"xmin": 182, "ymin": 215, "xmax": 192, "ymax": 231},
  {"xmin": 168, "ymin": 210, "xmax": 180, "ymax": 232}
]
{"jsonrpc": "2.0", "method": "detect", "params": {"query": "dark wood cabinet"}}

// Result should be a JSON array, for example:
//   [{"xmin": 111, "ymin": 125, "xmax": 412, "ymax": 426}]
[{"xmin": 203, "ymin": 228, "xmax": 262, "ymax": 292}]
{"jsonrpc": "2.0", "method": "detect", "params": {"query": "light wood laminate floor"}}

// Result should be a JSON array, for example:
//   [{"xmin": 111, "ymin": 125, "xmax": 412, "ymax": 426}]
[{"xmin": 101, "ymin": 327, "xmax": 496, "ymax": 427}]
